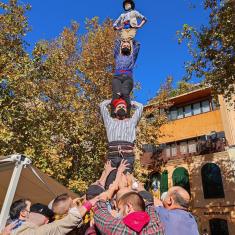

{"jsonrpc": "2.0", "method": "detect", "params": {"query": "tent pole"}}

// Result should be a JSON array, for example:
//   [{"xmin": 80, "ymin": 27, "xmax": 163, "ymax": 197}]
[{"xmin": 0, "ymin": 155, "xmax": 31, "ymax": 230}]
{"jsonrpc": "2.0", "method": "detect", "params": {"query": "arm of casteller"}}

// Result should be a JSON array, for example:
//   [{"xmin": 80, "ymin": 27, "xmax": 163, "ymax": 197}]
[
  {"xmin": 94, "ymin": 200, "xmax": 122, "ymax": 234},
  {"xmin": 135, "ymin": 10, "xmax": 147, "ymax": 24},
  {"xmin": 146, "ymin": 202, "xmax": 164, "ymax": 229},
  {"xmin": 99, "ymin": 100, "xmax": 112, "ymax": 125},
  {"xmin": 97, "ymin": 161, "xmax": 116, "ymax": 188},
  {"xmin": 132, "ymin": 40, "xmax": 140, "ymax": 64},
  {"xmin": 131, "ymin": 101, "xmax": 144, "ymax": 125},
  {"xmin": 113, "ymin": 14, "xmax": 123, "ymax": 28},
  {"xmin": 26, "ymin": 207, "xmax": 83, "ymax": 235},
  {"xmin": 114, "ymin": 39, "xmax": 121, "ymax": 59}
]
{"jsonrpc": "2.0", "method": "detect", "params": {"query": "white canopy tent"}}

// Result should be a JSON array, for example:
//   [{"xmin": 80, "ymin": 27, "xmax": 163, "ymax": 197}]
[{"xmin": 0, "ymin": 154, "xmax": 78, "ymax": 230}]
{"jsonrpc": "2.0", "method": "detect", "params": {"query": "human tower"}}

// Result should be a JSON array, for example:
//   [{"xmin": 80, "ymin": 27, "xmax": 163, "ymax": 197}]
[{"xmin": 100, "ymin": 0, "xmax": 147, "ymax": 187}]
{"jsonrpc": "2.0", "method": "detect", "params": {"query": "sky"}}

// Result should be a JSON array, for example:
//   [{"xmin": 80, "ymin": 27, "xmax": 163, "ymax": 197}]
[{"xmin": 21, "ymin": 0, "xmax": 209, "ymax": 104}]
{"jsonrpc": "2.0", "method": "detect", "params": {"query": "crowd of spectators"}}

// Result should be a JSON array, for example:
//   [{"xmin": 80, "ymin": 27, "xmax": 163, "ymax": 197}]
[{"xmin": 0, "ymin": 160, "xmax": 199, "ymax": 235}]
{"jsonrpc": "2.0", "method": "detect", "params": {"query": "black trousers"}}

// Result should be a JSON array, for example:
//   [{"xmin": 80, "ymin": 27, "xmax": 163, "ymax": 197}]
[
  {"xmin": 105, "ymin": 141, "xmax": 135, "ymax": 189},
  {"xmin": 111, "ymin": 74, "xmax": 134, "ymax": 117},
  {"xmin": 108, "ymin": 152, "xmax": 135, "ymax": 173}
]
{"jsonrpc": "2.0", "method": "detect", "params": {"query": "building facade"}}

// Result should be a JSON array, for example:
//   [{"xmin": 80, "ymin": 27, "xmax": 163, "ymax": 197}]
[{"xmin": 141, "ymin": 87, "xmax": 235, "ymax": 235}]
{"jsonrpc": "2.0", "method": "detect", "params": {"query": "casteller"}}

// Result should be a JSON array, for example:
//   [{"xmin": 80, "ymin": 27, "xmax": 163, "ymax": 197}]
[{"xmin": 123, "ymin": 0, "xmax": 135, "ymax": 11}]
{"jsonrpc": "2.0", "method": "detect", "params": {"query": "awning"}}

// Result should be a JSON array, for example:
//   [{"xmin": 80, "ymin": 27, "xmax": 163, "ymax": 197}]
[{"xmin": 0, "ymin": 155, "xmax": 78, "ymax": 229}]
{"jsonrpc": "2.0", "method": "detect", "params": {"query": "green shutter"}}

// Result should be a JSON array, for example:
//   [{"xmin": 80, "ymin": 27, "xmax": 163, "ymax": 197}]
[
  {"xmin": 172, "ymin": 167, "xmax": 190, "ymax": 194},
  {"xmin": 160, "ymin": 170, "xmax": 168, "ymax": 194}
]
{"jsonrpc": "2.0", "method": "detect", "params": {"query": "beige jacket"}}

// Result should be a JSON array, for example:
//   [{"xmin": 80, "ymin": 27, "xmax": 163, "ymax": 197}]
[
  {"xmin": 113, "ymin": 10, "xmax": 146, "ymax": 28},
  {"xmin": 11, "ymin": 210, "xmax": 83, "ymax": 235}
]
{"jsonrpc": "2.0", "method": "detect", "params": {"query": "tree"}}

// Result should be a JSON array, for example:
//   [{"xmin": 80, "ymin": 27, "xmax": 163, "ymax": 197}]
[
  {"xmin": 137, "ymin": 77, "xmax": 173, "ymax": 148},
  {"xmin": 0, "ymin": 0, "xmax": 169, "ymax": 194},
  {"xmin": 134, "ymin": 77, "xmax": 173, "ymax": 183},
  {"xmin": 177, "ymin": 0, "xmax": 235, "ymax": 102},
  {"xmin": 0, "ymin": 0, "xmax": 116, "ymax": 194}
]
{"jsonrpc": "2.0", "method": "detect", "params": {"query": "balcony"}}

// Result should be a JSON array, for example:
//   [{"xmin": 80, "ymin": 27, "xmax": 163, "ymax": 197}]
[
  {"xmin": 158, "ymin": 110, "xmax": 224, "ymax": 144},
  {"xmin": 140, "ymin": 133, "xmax": 227, "ymax": 168}
]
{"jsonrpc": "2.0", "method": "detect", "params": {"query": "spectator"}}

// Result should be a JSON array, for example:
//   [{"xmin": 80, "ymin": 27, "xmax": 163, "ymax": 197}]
[
  {"xmin": 52, "ymin": 193, "xmax": 73, "ymax": 216},
  {"xmin": 0, "ymin": 222, "xmax": 17, "ymax": 235},
  {"xmin": 94, "ymin": 191, "xmax": 164, "ymax": 235},
  {"xmin": 156, "ymin": 186, "xmax": 199, "ymax": 235},
  {"xmin": 160, "ymin": 192, "xmax": 168, "ymax": 202},
  {"xmin": 52, "ymin": 194, "xmax": 89, "ymax": 235},
  {"xmin": 11, "ymin": 198, "xmax": 98, "ymax": 235},
  {"xmin": 7, "ymin": 199, "xmax": 31, "ymax": 230},
  {"xmin": 84, "ymin": 162, "xmax": 116, "ymax": 235},
  {"xmin": 94, "ymin": 173, "xmax": 164, "ymax": 235}
]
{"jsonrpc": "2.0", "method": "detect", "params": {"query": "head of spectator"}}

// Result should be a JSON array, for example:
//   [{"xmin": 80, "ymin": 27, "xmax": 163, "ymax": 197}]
[
  {"xmin": 117, "ymin": 191, "xmax": 146, "ymax": 216},
  {"xmin": 52, "ymin": 193, "xmax": 73, "ymax": 216},
  {"xmin": 139, "ymin": 190, "xmax": 154, "ymax": 203},
  {"xmin": 86, "ymin": 185, "xmax": 105, "ymax": 200},
  {"xmin": 163, "ymin": 186, "xmax": 190, "ymax": 210},
  {"xmin": 9, "ymin": 199, "xmax": 31, "ymax": 222},
  {"xmin": 160, "ymin": 191, "xmax": 168, "ymax": 202},
  {"xmin": 111, "ymin": 192, "xmax": 151, "ymax": 233},
  {"xmin": 29, "ymin": 203, "xmax": 54, "ymax": 226}
]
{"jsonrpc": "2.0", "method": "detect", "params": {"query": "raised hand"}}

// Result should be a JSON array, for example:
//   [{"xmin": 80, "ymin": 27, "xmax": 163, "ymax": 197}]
[
  {"xmin": 89, "ymin": 195, "xmax": 100, "ymax": 206},
  {"xmin": 117, "ymin": 159, "xmax": 130, "ymax": 175},
  {"xmin": 118, "ymin": 173, "xmax": 128, "ymax": 189},
  {"xmin": 114, "ymin": 26, "xmax": 123, "ymax": 30},
  {"xmin": 104, "ymin": 161, "xmax": 116, "ymax": 175},
  {"xmin": 2, "ymin": 221, "xmax": 17, "ymax": 235}
]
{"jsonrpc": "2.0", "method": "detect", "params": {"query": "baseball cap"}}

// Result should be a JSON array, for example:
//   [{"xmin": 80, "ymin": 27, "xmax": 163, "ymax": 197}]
[{"xmin": 30, "ymin": 203, "xmax": 54, "ymax": 220}]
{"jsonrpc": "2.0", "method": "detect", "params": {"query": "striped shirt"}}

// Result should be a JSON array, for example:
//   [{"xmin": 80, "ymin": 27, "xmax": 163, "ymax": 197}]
[{"xmin": 100, "ymin": 100, "xmax": 143, "ymax": 143}]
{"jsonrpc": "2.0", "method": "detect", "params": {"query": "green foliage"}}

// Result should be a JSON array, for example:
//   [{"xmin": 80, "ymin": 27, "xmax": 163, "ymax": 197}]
[
  {"xmin": 169, "ymin": 80, "xmax": 206, "ymax": 98},
  {"xmin": 0, "ymin": 0, "xmax": 167, "ymax": 194},
  {"xmin": 177, "ymin": 0, "xmax": 235, "ymax": 101},
  {"xmin": 0, "ymin": 0, "xmax": 115, "ymax": 194}
]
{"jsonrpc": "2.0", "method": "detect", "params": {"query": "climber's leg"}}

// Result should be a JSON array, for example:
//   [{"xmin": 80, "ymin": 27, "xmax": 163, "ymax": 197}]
[
  {"xmin": 111, "ymin": 75, "xmax": 122, "ymax": 117},
  {"xmin": 121, "ymin": 28, "xmax": 137, "ymax": 41},
  {"xmin": 121, "ymin": 75, "xmax": 134, "ymax": 117}
]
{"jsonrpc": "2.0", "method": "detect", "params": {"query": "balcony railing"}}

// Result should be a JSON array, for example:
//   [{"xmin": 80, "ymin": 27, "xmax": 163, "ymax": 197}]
[{"xmin": 140, "ymin": 134, "xmax": 227, "ymax": 168}]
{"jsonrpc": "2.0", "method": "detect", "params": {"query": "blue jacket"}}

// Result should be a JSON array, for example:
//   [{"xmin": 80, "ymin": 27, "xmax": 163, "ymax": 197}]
[
  {"xmin": 114, "ymin": 39, "xmax": 140, "ymax": 75},
  {"xmin": 156, "ymin": 206, "xmax": 199, "ymax": 235}
]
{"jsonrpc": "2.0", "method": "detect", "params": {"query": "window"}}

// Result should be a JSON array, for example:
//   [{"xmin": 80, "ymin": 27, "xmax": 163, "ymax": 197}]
[
  {"xmin": 171, "ymin": 144, "xmax": 177, "ymax": 157},
  {"xmin": 167, "ymin": 111, "xmax": 171, "ymax": 120},
  {"xmin": 180, "ymin": 142, "xmax": 188, "ymax": 154},
  {"xmin": 168, "ymin": 100, "xmax": 214, "ymax": 122},
  {"xmin": 177, "ymin": 107, "xmax": 184, "ymax": 119},
  {"xmin": 201, "ymin": 163, "xmax": 225, "ymax": 199},
  {"xmin": 188, "ymin": 140, "xmax": 197, "ymax": 153},
  {"xmin": 211, "ymin": 99, "xmax": 219, "ymax": 110},
  {"xmin": 150, "ymin": 172, "xmax": 161, "ymax": 192},
  {"xmin": 184, "ymin": 105, "xmax": 192, "ymax": 117},
  {"xmin": 146, "ymin": 114, "xmax": 155, "ymax": 123},
  {"xmin": 172, "ymin": 167, "xmax": 191, "ymax": 194},
  {"xmin": 210, "ymin": 219, "xmax": 229, "ymax": 235},
  {"xmin": 166, "ymin": 145, "xmax": 171, "ymax": 158},
  {"xmin": 159, "ymin": 108, "xmax": 165, "ymax": 115},
  {"xmin": 193, "ymin": 102, "xmax": 201, "ymax": 115},
  {"xmin": 170, "ymin": 108, "xmax": 177, "ymax": 120},
  {"xmin": 202, "ymin": 100, "xmax": 210, "ymax": 113}
]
